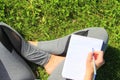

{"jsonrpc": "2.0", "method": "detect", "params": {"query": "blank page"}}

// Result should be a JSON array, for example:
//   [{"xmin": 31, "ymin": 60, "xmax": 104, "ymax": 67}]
[{"xmin": 62, "ymin": 34, "xmax": 103, "ymax": 80}]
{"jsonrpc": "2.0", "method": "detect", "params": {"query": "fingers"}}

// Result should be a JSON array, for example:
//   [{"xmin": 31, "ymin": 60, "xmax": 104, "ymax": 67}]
[
  {"xmin": 87, "ymin": 52, "xmax": 93, "ymax": 62},
  {"xmin": 85, "ymin": 51, "xmax": 105, "ymax": 76},
  {"xmin": 93, "ymin": 51, "xmax": 105, "ymax": 69},
  {"xmin": 86, "ymin": 52, "xmax": 94, "ymax": 74}
]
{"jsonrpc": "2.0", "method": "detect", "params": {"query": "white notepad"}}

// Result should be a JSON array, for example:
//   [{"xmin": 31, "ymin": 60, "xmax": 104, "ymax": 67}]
[{"xmin": 62, "ymin": 34, "xmax": 103, "ymax": 80}]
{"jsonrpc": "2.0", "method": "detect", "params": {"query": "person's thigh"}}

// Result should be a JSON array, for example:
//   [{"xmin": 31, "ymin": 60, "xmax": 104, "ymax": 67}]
[{"xmin": 0, "ymin": 43, "xmax": 35, "ymax": 80}]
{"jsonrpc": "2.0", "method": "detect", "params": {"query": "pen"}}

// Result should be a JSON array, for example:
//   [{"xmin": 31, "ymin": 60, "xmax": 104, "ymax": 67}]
[{"xmin": 92, "ymin": 48, "xmax": 97, "ymax": 80}]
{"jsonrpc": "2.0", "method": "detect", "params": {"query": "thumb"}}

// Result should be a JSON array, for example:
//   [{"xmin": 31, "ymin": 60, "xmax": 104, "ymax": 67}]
[{"xmin": 87, "ymin": 52, "xmax": 93, "ymax": 62}]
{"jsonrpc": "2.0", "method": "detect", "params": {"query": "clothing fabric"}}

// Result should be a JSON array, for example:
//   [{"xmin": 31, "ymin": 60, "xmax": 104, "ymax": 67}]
[
  {"xmin": 0, "ymin": 43, "xmax": 35, "ymax": 80},
  {"xmin": 45, "ymin": 27, "xmax": 109, "ymax": 80},
  {"xmin": 0, "ymin": 22, "xmax": 51, "ymax": 66},
  {"xmin": 0, "ymin": 22, "xmax": 109, "ymax": 80},
  {"xmin": 0, "ymin": 24, "xmax": 35, "ymax": 80},
  {"xmin": 38, "ymin": 27, "xmax": 108, "ymax": 55}
]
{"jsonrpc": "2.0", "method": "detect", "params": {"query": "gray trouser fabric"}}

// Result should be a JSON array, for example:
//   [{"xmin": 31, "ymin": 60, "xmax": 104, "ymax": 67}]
[
  {"xmin": 0, "ymin": 22, "xmax": 51, "ymax": 66},
  {"xmin": 0, "ymin": 22, "xmax": 108, "ymax": 80},
  {"xmin": 0, "ymin": 43, "xmax": 35, "ymax": 80},
  {"xmin": 38, "ymin": 27, "xmax": 108, "ymax": 55},
  {"xmin": 47, "ymin": 28, "xmax": 108, "ymax": 80},
  {"xmin": 0, "ymin": 22, "xmax": 50, "ymax": 80}
]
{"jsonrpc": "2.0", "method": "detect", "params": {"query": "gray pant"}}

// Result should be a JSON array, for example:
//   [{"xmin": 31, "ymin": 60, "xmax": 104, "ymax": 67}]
[
  {"xmin": 0, "ymin": 23, "xmax": 35, "ymax": 80},
  {"xmin": 0, "ymin": 43, "xmax": 35, "ymax": 80},
  {"xmin": 37, "ymin": 28, "xmax": 108, "ymax": 80},
  {"xmin": 0, "ymin": 22, "xmax": 108, "ymax": 80}
]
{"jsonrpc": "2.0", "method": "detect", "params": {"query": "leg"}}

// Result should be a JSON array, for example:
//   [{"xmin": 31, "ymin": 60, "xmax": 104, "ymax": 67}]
[
  {"xmin": 37, "ymin": 27, "xmax": 108, "ymax": 56},
  {"xmin": 0, "ymin": 45, "xmax": 36, "ymax": 80},
  {"xmin": 37, "ymin": 30, "xmax": 89, "ymax": 55},
  {"xmin": 0, "ymin": 22, "xmax": 51, "ymax": 66},
  {"xmin": 0, "ymin": 29, "xmax": 35, "ymax": 80},
  {"xmin": 48, "ymin": 27, "xmax": 109, "ymax": 80}
]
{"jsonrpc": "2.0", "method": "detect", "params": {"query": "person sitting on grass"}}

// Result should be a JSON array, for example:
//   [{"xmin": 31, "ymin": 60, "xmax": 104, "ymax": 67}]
[{"xmin": 0, "ymin": 22, "xmax": 108, "ymax": 80}]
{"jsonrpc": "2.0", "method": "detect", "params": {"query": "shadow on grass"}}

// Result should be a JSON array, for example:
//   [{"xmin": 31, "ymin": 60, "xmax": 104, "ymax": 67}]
[
  {"xmin": 97, "ymin": 45, "xmax": 120, "ymax": 80},
  {"xmin": 27, "ymin": 61, "xmax": 48, "ymax": 80}
]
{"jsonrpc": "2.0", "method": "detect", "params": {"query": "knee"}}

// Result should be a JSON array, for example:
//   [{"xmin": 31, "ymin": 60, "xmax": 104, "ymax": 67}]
[
  {"xmin": 87, "ymin": 27, "xmax": 109, "ymax": 51},
  {"xmin": 88, "ymin": 27, "xmax": 108, "ymax": 35},
  {"xmin": 87, "ymin": 27, "xmax": 109, "ymax": 42}
]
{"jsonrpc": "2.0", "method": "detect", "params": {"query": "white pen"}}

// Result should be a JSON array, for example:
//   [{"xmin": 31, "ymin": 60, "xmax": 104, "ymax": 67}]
[{"xmin": 92, "ymin": 48, "xmax": 97, "ymax": 80}]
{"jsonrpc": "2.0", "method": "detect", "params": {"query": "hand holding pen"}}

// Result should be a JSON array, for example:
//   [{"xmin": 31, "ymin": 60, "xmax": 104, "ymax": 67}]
[{"xmin": 84, "ymin": 51, "xmax": 105, "ymax": 80}]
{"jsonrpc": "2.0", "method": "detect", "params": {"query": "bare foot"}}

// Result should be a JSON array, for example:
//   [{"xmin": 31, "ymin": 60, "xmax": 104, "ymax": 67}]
[
  {"xmin": 28, "ymin": 41, "xmax": 38, "ymax": 46},
  {"xmin": 44, "ymin": 54, "xmax": 65, "ymax": 74}
]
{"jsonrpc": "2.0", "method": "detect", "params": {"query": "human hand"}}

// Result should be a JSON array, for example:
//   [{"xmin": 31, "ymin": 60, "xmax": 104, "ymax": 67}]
[{"xmin": 84, "ymin": 51, "xmax": 105, "ymax": 80}]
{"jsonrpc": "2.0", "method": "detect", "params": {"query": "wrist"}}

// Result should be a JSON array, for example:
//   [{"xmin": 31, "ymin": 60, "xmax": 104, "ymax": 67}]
[
  {"xmin": 84, "ymin": 72, "xmax": 94, "ymax": 80},
  {"xmin": 86, "ymin": 70, "xmax": 94, "ymax": 75}
]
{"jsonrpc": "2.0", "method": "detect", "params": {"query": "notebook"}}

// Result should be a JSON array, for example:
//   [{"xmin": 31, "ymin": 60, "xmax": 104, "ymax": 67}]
[{"xmin": 62, "ymin": 34, "xmax": 103, "ymax": 80}]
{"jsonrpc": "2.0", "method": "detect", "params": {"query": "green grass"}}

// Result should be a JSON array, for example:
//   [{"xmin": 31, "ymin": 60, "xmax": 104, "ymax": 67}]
[{"xmin": 0, "ymin": 0, "xmax": 120, "ymax": 80}]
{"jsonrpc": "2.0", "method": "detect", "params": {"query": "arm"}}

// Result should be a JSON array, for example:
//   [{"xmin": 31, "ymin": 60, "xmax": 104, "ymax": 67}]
[{"xmin": 84, "ymin": 51, "xmax": 105, "ymax": 80}]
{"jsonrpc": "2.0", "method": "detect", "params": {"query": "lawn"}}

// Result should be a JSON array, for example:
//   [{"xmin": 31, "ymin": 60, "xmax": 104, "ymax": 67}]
[{"xmin": 0, "ymin": 0, "xmax": 120, "ymax": 80}]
